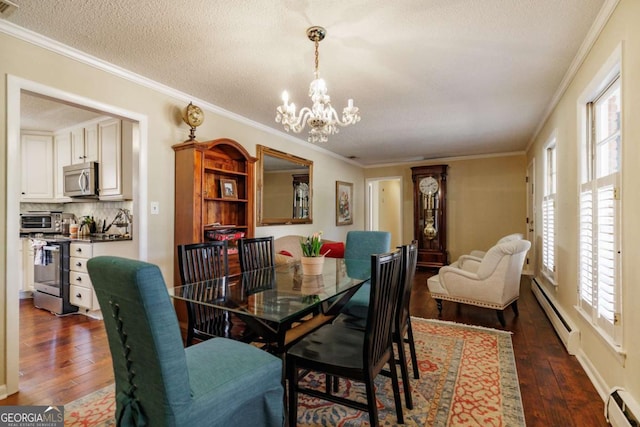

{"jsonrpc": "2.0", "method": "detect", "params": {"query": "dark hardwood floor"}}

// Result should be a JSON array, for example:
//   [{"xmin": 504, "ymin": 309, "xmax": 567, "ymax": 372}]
[{"xmin": 2, "ymin": 270, "xmax": 608, "ymax": 426}]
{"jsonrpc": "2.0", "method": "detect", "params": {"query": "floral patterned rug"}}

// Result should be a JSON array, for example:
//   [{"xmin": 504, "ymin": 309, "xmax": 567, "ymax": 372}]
[{"xmin": 64, "ymin": 318, "xmax": 525, "ymax": 426}]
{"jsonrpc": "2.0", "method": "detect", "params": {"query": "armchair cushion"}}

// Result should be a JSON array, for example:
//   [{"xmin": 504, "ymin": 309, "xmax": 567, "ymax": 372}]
[{"xmin": 321, "ymin": 242, "xmax": 345, "ymax": 258}]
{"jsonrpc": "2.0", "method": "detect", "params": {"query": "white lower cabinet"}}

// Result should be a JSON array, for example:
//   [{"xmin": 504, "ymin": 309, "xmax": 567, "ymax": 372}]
[
  {"xmin": 69, "ymin": 242, "xmax": 100, "ymax": 313},
  {"xmin": 20, "ymin": 238, "xmax": 35, "ymax": 297}
]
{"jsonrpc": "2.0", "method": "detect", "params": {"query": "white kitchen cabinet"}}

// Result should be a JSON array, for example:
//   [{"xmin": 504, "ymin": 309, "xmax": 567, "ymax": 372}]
[
  {"xmin": 21, "ymin": 133, "xmax": 54, "ymax": 201},
  {"xmin": 53, "ymin": 131, "xmax": 73, "ymax": 200},
  {"xmin": 69, "ymin": 242, "xmax": 100, "ymax": 313},
  {"xmin": 71, "ymin": 123, "xmax": 99, "ymax": 165},
  {"xmin": 98, "ymin": 119, "xmax": 132, "ymax": 200},
  {"xmin": 69, "ymin": 240, "xmax": 136, "ymax": 317},
  {"xmin": 20, "ymin": 238, "xmax": 35, "ymax": 297}
]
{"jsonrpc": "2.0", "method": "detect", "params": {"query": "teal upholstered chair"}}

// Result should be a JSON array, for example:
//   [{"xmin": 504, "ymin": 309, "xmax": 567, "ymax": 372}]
[
  {"xmin": 87, "ymin": 256, "xmax": 284, "ymax": 427},
  {"xmin": 341, "ymin": 231, "xmax": 391, "ymax": 317}
]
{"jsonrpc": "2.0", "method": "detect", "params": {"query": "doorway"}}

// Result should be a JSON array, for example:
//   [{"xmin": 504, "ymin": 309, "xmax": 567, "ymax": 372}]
[
  {"xmin": 5, "ymin": 75, "xmax": 148, "ymax": 395},
  {"xmin": 365, "ymin": 177, "xmax": 403, "ymax": 248}
]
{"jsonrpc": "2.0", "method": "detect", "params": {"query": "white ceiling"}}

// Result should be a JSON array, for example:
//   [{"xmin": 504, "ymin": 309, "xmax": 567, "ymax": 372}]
[{"xmin": 5, "ymin": 0, "xmax": 607, "ymax": 166}]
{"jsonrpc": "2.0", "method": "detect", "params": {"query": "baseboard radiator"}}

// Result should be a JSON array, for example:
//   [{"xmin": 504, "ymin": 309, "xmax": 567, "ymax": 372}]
[
  {"xmin": 531, "ymin": 277, "xmax": 580, "ymax": 355},
  {"xmin": 606, "ymin": 388, "xmax": 640, "ymax": 427}
]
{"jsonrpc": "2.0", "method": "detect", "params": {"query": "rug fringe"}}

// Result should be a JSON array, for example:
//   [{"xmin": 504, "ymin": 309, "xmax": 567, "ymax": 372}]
[{"xmin": 411, "ymin": 316, "xmax": 514, "ymax": 335}]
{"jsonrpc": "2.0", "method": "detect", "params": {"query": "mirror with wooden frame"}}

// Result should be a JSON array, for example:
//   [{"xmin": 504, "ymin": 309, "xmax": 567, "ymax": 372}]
[{"xmin": 257, "ymin": 145, "xmax": 313, "ymax": 225}]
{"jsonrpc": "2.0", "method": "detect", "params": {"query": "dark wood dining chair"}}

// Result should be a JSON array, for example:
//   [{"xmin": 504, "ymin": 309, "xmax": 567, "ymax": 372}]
[
  {"xmin": 177, "ymin": 241, "xmax": 230, "ymax": 346},
  {"xmin": 238, "ymin": 236, "xmax": 275, "ymax": 272},
  {"xmin": 332, "ymin": 242, "xmax": 420, "ymax": 409},
  {"xmin": 286, "ymin": 249, "xmax": 405, "ymax": 427}
]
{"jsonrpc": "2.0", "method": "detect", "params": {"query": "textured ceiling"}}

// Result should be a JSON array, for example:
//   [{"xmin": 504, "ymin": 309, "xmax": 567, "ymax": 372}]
[{"xmin": 6, "ymin": 0, "xmax": 606, "ymax": 165}]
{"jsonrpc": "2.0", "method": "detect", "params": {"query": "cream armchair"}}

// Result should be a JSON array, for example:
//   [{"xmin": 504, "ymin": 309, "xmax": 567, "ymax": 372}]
[
  {"xmin": 427, "ymin": 239, "xmax": 531, "ymax": 326},
  {"xmin": 468, "ymin": 233, "xmax": 523, "ymax": 258}
]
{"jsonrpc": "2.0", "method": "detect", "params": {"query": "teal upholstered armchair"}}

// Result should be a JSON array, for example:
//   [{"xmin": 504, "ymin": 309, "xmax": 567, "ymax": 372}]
[{"xmin": 87, "ymin": 256, "xmax": 284, "ymax": 427}]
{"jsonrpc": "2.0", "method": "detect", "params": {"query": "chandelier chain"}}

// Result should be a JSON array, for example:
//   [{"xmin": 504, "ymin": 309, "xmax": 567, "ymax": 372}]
[{"xmin": 314, "ymin": 39, "xmax": 319, "ymax": 77}]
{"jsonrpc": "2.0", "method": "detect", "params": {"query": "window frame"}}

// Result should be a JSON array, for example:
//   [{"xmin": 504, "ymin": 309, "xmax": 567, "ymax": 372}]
[
  {"xmin": 542, "ymin": 138, "xmax": 557, "ymax": 283},
  {"xmin": 578, "ymin": 71, "xmax": 622, "ymax": 347}
]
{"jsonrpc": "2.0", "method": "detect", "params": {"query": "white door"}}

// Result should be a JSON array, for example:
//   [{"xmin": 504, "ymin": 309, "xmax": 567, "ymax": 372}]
[{"xmin": 524, "ymin": 159, "xmax": 536, "ymax": 275}]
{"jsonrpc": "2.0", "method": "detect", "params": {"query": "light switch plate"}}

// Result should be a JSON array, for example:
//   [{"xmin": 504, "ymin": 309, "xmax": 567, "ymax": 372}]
[{"xmin": 150, "ymin": 201, "xmax": 159, "ymax": 215}]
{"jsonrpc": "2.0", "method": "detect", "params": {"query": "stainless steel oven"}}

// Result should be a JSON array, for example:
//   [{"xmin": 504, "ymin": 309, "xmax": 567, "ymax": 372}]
[{"xmin": 33, "ymin": 239, "xmax": 78, "ymax": 315}]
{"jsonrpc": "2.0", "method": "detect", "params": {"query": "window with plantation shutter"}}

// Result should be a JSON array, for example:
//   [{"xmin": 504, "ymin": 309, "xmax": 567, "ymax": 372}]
[
  {"xmin": 578, "ymin": 73, "xmax": 621, "ymax": 346},
  {"xmin": 542, "ymin": 142, "xmax": 556, "ymax": 281}
]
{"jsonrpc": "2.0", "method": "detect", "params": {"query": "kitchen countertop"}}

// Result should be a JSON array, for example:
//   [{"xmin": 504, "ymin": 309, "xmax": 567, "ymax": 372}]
[{"xmin": 21, "ymin": 233, "xmax": 133, "ymax": 243}]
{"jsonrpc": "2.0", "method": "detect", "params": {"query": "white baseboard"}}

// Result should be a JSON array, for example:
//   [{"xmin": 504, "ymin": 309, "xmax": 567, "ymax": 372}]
[{"xmin": 531, "ymin": 277, "xmax": 580, "ymax": 354}]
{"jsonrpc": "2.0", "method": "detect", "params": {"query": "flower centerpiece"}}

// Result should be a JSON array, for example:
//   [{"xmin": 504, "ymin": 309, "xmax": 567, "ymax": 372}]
[{"xmin": 300, "ymin": 231, "xmax": 325, "ymax": 275}]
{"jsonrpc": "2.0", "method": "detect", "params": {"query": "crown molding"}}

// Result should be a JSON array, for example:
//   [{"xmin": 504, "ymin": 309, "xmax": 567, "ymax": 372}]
[{"xmin": 526, "ymin": 0, "xmax": 621, "ymax": 152}]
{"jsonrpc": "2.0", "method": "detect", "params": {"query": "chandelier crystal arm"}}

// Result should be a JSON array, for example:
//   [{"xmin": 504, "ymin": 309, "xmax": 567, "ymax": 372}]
[{"xmin": 275, "ymin": 26, "xmax": 361, "ymax": 143}]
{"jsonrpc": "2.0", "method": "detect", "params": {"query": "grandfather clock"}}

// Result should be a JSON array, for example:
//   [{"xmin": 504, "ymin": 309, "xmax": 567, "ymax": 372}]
[{"xmin": 411, "ymin": 165, "xmax": 448, "ymax": 268}]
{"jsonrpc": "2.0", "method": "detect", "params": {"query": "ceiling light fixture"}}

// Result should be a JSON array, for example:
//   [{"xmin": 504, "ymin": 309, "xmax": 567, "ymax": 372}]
[{"xmin": 276, "ymin": 26, "xmax": 360, "ymax": 144}]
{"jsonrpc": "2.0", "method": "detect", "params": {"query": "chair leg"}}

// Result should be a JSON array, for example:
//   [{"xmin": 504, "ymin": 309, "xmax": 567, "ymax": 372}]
[
  {"xmin": 496, "ymin": 310, "xmax": 506, "ymax": 327},
  {"xmin": 388, "ymin": 349, "xmax": 405, "ymax": 424},
  {"xmin": 406, "ymin": 319, "xmax": 420, "ymax": 379},
  {"xmin": 364, "ymin": 374, "xmax": 380, "ymax": 427},
  {"xmin": 286, "ymin": 358, "xmax": 299, "ymax": 427},
  {"xmin": 435, "ymin": 299, "xmax": 443, "ymax": 315},
  {"xmin": 395, "ymin": 335, "xmax": 413, "ymax": 409},
  {"xmin": 511, "ymin": 301, "xmax": 519, "ymax": 317}
]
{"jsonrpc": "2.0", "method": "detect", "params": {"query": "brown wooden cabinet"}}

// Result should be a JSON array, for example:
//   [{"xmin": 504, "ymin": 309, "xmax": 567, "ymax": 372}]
[
  {"xmin": 173, "ymin": 138, "xmax": 256, "ymax": 282},
  {"xmin": 411, "ymin": 165, "xmax": 448, "ymax": 268}
]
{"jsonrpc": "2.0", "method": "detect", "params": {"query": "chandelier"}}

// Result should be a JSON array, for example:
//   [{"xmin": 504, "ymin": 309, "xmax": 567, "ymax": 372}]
[{"xmin": 276, "ymin": 26, "xmax": 361, "ymax": 144}]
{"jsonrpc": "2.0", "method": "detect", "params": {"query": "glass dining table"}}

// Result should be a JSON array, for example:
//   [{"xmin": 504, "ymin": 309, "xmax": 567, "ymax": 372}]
[{"xmin": 172, "ymin": 257, "xmax": 371, "ymax": 354}]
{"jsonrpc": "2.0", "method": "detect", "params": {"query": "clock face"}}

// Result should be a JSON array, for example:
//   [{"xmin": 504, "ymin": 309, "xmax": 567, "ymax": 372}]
[
  {"xmin": 183, "ymin": 103, "xmax": 204, "ymax": 127},
  {"xmin": 419, "ymin": 176, "xmax": 439, "ymax": 195}
]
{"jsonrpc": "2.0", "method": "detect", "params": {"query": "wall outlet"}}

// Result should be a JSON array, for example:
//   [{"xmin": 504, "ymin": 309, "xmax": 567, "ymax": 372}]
[{"xmin": 150, "ymin": 201, "xmax": 160, "ymax": 215}]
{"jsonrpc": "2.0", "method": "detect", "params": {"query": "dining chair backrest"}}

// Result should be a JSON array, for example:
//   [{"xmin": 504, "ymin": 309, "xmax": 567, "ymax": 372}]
[
  {"xmin": 242, "ymin": 266, "xmax": 276, "ymax": 297},
  {"xmin": 177, "ymin": 241, "xmax": 229, "ymax": 284},
  {"xmin": 88, "ymin": 256, "xmax": 191, "ymax": 425},
  {"xmin": 238, "ymin": 236, "xmax": 275, "ymax": 272},
  {"xmin": 177, "ymin": 241, "xmax": 229, "ymax": 344},
  {"xmin": 364, "ymin": 249, "xmax": 403, "ymax": 370},
  {"xmin": 344, "ymin": 231, "xmax": 391, "ymax": 260},
  {"xmin": 396, "ymin": 241, "xmax": 418, "ymax": 333}
]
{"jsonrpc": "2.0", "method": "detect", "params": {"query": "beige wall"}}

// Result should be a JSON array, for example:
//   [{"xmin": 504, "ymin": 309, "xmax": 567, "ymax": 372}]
[
  {"xmin": 263, "ymin": 171, "xmax": 294, "ymax": 218},
  {"xmin": 376, "ymin": 180, "xmax": 403, "ymax": 248},
  {"xmin": 0, "ymin": 31, "xmax": 363, "ymax": 394},
  {"xmin": 526, "ymin": 0, "xmax": 640, "ymax": 401},
  {"xmin": 364, "ymin": 154, "xmax": 527, "ymax": 263}
]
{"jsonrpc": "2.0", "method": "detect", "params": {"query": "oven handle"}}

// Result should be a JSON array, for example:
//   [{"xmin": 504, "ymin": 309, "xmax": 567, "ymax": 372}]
[{"xmin": 43, "ymin": 246, "xmax": 60, "ymax": 251}]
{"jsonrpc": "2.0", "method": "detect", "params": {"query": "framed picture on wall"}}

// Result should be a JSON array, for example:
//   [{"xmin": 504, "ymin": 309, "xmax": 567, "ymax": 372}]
[
  {"xmin": 336, "ymin": 181, "xmax": 353, "ymax": 226},
  {"xmin": 220, "ymin": 178, "xmax": 238, "ymax": 199}
]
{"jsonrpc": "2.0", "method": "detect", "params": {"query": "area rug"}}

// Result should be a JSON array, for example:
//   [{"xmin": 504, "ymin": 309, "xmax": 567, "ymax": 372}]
[{"xmin": 64, "ymin": 318, "xmax": 525, "ymax": 426}]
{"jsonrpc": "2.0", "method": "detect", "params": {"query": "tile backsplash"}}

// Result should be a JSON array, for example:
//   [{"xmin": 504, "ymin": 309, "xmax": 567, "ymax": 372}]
[{"xmin": 21, "ymin": 201, "xmax": 134, "ymax": 232}]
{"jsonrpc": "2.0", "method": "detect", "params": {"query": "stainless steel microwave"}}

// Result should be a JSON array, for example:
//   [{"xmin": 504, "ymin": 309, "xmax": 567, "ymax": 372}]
[{"xmin": 63, "ymin": 162, "xmax": 99, "ymax": 197}]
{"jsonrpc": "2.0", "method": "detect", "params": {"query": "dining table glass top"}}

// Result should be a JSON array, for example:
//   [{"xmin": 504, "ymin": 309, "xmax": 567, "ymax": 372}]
[{"xmin": 172, "ymin": 257, "xmax": 371, "ymax": 324}]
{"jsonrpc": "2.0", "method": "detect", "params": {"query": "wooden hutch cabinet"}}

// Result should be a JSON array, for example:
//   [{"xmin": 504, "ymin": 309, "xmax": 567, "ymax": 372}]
[{"xmin": 172, "ymin": 138, "xmax": 256, "ymax": 283}]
